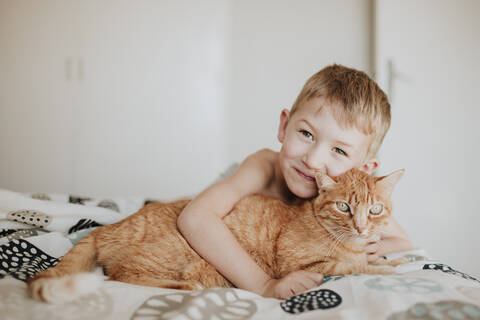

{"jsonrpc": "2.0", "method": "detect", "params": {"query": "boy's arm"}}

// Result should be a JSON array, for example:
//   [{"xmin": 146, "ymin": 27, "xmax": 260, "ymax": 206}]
[
  {"xmin": 366, "ymin": 216, "xmax": 413, "ymax": 262},
  {"xmin": 177, "ymin": 150, "xmax": 323, "ymax": 299}
]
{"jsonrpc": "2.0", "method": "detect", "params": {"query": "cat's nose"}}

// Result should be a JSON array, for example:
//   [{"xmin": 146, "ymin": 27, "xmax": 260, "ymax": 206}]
[{"xmin": 355, "ymin": 225, "xmax": 366, "ymax": 235}]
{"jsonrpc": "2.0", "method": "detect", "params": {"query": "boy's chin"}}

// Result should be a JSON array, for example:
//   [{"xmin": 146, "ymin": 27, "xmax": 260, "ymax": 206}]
[{"xmin": 290, "ymin": 185, "xmax": 317, "ymax": 199}]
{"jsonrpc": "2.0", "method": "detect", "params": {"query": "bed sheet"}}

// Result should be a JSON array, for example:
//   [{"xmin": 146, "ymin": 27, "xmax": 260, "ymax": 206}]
[{"xmin": 1, "ymin": 188, "xmax": 479, "ymax": 320}]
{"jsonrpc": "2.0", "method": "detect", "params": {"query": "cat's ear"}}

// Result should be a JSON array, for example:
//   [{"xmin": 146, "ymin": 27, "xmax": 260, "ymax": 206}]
[
  {"xmin": 315, "ymin": 172, "xmax": 336, "ymax": 189},
  {"xmin": 375, "ymin": 169, "xmax": 405, "ymax": 195}
]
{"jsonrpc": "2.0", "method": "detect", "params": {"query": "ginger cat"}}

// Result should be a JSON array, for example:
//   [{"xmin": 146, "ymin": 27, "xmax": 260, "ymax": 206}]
[{"xmin": 28, "ymin": 168, "xmax": 406, "ymax": 303}]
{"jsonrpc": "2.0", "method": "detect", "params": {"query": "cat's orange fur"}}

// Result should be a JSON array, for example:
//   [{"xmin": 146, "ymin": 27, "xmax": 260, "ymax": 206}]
[{"xmin": 28, "ymin": 168, "xmax": 405, "ymax": 303}]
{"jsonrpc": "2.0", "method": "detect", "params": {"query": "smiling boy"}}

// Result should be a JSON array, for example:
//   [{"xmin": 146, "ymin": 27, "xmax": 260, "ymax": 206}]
[{"xmin": 177, "ymin": 64, "xmax": 413, "ymax": 299}]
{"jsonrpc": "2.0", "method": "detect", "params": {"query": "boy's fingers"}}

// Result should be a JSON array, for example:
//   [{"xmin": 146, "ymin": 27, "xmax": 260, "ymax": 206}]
[{"xmin": 367, "ymin": 253, "xmax": 378, "ymax": 262}]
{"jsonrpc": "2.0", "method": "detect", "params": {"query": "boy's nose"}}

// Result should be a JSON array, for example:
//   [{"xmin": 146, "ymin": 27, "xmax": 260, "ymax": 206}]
[
  {"xmin": 314, "ymin": 163, "xmax": 327, "ymax": 174},
  {"xmin": 302, "ymin": 154, "xmax": 327, "ymax": 174}
]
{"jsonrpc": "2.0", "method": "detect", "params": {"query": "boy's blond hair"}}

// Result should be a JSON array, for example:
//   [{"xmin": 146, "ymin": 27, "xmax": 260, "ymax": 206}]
[{"xmin": 291, "ymin": 64, "xmax": 390, "ymax": 160}]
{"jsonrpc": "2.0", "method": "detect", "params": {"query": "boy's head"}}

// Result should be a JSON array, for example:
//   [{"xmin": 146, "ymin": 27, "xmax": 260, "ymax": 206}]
[
  {"xmin": 290, "ymin": 64, "xmax": 390, "ymax": 160},
  {"xmin": 277, "ymin": 64, "xmax": 391, "ymax": 198}
]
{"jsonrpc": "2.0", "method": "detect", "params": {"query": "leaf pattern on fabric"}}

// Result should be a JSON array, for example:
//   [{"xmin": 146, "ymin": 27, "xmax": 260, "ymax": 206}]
[
  {"xmin": 280, "ymin": 289, "xmax": 342, "ymax": 314},
  {"xmin": 131, "ymin": 288, "xmax": 257, "ymax": 320},
  {"xmin": 97, "ymin": 200, "xmax": 120, "ymax": 213},
  {"xmin": 0, "ymin": 229, "xmax": 17, "ymax": 238},
  {"xmin": 0, "ymin": 239, "xmax": 59, "ymax": 281},
  {"xmin": 364, "ymin": 277, "xmax": 443, "ymax": 294},
  {"xmin": 68, "ymin": 219, "xmax": 103, "ymax": 234},
  {"xmin": 423, "ymin": 263, "xmax": 480, "ymax": 285},
  {"xmin": 387, "ymin": 300, "xmax": 480, "ymax": 320},
  {"xmin": 69, "ymin": 195, "xmax": 93, "ymax": 205}
]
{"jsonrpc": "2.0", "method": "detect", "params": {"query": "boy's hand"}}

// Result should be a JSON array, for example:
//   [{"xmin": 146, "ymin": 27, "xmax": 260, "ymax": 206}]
[{"xmin": 260, "ymin": 271, "xmax": 324, "ymax": 300}]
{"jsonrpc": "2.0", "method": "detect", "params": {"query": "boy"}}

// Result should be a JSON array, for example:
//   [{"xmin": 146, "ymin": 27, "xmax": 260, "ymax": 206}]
[{"xmin": 177, "ymin": 64, "xmax": 412, "ymax": 299}]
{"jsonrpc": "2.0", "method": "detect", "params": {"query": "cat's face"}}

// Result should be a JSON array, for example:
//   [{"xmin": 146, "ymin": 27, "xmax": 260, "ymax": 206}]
[{"xmin": 312, "ymin": 168, "xmax": 404, "ymax": 238}]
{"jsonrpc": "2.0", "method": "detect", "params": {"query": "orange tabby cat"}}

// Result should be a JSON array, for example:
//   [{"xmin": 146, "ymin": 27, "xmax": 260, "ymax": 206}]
[{"xmin": 28, "ymin": 168, "xmax": 406, "ymax": 303}]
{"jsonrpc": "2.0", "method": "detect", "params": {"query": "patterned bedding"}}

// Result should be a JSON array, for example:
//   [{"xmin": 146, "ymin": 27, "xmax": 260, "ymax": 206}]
[{"xmin": 1, "ymin": 188, "xmax": 479, "ymax": 320}]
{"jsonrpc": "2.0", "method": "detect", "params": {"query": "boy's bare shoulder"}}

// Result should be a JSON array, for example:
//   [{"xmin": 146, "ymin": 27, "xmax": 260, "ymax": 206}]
[
  {"xmin": 248, "ymin": 148, "xmax": 278, "ymax": 165},
  {"xmin": 243, "ymin": 148, "xmax": 278, "ymax": 176},
  {"xmin": 228, "ymin": 148, "xmax": 278, "ymax": 194},
  {"xmin": 254, "ymin": 148, "xmax": 278, "ymax": 159}
]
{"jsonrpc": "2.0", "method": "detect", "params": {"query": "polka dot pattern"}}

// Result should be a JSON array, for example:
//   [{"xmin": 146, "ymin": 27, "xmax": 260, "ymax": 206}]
[
  {"xmin": 0, "ymin": 229, "xmax": 17, "ymax": 238},
  {"xmin": 0, "ymin": 239, "xmax": 58, "ymax": 281},
  {"xmin": 7, "ymin": 210, "xmax": 52, "ymax": 228},
  {"xmin": 4, "ymin": 229, "xmax": 39, "ymax": 242},
  {"xmin": 280, "ymin": 289, "xmax": 342, "ymax": 314}
]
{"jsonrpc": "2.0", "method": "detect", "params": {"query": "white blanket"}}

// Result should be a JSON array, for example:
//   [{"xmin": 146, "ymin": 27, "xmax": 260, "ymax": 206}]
[{"xmin": 1, "ymin": 188, "xmax": 479, "ymax": 320}]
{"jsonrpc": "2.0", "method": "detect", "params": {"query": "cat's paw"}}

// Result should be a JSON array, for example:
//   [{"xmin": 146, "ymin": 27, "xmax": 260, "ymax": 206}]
[
  {"xmin": 386, "ymin": 257, "xmax": 409, "ymax": 267},
  {"xmin": 365, "ymin": 265, "xmax": 395, "ymax": 275}
]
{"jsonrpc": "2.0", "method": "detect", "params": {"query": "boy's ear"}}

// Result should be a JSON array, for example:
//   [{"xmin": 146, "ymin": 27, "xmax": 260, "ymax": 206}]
[
  {"xmin": 359, "ymin": 158, "xmax": 379, "ymax": 175},
  {"xmin": 277, "ymin": 109, "xmax": 290, "ymax": 143}
]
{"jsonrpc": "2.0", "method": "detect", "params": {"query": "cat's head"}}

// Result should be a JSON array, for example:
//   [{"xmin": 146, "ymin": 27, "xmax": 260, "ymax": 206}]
[{"xmin": 312, "ymin": 168, "xmax": 404, "ymax": 238}]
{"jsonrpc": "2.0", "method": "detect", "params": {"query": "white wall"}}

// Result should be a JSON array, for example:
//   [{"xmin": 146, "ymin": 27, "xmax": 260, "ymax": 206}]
[
  {"xmin": 0, "ymin": 0, "xmax": 371, "ymax": 199},
  {"xmin": 375, "ymin": 0, "xmax": 480, "ymax": 277},
  {"xmin": 227, "ymin": 0, "xmax": 372, "ymax": 161}
]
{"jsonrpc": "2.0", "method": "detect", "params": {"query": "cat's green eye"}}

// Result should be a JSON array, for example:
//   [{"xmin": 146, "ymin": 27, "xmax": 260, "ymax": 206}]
[
  {"xmin": 369, "ymin": 204, "xmax": 383, "ymax": 215},
  {"xmin": 335, "ymin": 201, "xmax": 350, "ymax": 213}
]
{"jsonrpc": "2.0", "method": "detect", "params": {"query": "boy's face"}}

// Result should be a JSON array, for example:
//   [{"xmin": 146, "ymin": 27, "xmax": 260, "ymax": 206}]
[{"xmin": 277, "ymin": 97, "xmax": 378, "ymax": 199}]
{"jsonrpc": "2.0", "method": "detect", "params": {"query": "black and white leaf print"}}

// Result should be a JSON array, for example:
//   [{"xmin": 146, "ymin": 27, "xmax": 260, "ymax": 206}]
[
  {"xmin": 423, "ymin": 263, "xmax": 480, "ymax": 284},
  {"xmin": 68, "ymin": 219, "xmax": 103, "ymax": 234},
  {"xmin": 0, "ymin": 229, "xmax": 17, "ymax": 238},
  {"xmin": 69, "ymin": 195, "xmax": 93, "ymax": 205},
  {"xmin": 0, "ymin": 239, "xmax": 59, "ymax": 281},
  {"xmin": 281, "ymin": 289, "xmax": 342, "ymax": 314},
  {"xmin": 131, "ymin": 288, "xmax": 257, "ymax": 320},
  {"xmin": 97, "ymin": 200, "xmax": 120, "ymax": 213}
]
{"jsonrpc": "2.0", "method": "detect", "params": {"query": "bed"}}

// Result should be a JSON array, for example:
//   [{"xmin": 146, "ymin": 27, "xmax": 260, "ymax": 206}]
[{"xmin": 1, "ymin": 187, "xmax": 479, "ymax": 320}]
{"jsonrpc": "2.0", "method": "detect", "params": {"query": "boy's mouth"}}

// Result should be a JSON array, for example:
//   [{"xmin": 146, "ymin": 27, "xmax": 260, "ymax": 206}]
[{"xmin": 295, "ymin": 168, "xmax": 315, "ymax": 182}]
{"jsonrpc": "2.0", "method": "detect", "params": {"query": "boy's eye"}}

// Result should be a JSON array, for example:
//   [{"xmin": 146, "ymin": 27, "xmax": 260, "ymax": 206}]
[
  {"xmin": 333, "ymin": 147, "xmax": 347, "ymax": 156},
  {"xmin": 300, "ymin": 130, "xmax": 314, "ymax": 141}
]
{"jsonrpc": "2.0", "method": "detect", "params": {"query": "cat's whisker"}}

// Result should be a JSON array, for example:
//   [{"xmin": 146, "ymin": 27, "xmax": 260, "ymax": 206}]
[{"xmin": 325, "ymin": 231, "xmax": 347, "ymax": 258}]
